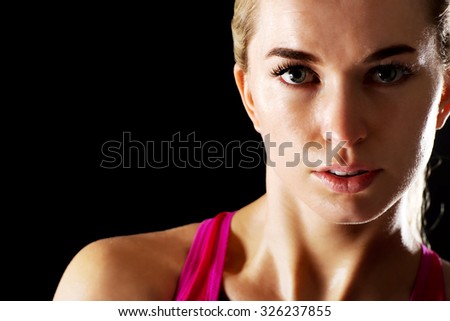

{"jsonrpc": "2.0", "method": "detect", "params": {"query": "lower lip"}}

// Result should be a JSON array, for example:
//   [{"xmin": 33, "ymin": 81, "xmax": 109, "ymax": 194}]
[{"xmin": 313, "ymin": 170, "xmax": 381, "ymax": 194}]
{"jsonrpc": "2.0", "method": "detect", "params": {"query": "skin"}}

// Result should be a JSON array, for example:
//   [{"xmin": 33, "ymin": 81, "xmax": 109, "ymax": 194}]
[{"xmin": 54, "ymin": 0, "xmax": 450, "ymax": 300}]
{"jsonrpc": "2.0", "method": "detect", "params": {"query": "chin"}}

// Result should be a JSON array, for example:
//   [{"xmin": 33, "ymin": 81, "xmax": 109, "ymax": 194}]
[
  {"xmin": 311, "ymin": 194, "xmax": 391, "ymax": 225},
  {"xmin": 331, "ymin": 214, "xmax": 383, "ymax": 225}
]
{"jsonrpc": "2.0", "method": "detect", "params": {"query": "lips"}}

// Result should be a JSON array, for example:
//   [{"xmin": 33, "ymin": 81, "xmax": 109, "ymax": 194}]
[
  {"xmin": 312, "ymin": 166, "xmax": 381, "ymax": 194},
  {"xmin": 328, "ymin": 169, "xmax": 368, "ymax": 177}
]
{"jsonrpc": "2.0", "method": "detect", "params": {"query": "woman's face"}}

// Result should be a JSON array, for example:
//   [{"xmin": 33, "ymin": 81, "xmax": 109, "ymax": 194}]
[{"xmin": 236, "ymin": 0, "xmax": 450, "ymax": 223}]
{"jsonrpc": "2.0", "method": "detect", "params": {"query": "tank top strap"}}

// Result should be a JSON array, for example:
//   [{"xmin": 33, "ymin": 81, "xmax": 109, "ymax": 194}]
[
  {"xmin": 174, "ymin": 211, "xmax": 235, "ymax": 300},
  {"xmin": 409, "ymin": 243, "xmax": 446, "ymax": 300}
]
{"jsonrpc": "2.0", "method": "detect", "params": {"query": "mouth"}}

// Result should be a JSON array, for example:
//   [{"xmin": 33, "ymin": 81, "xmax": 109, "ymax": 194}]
[
  {"xmin": 327, "ymin": 169, "xmax": 369, "ymax": 177},
  {"xmin": 312, "ymin": 167, "xmax": 381, "ymax": 194}
]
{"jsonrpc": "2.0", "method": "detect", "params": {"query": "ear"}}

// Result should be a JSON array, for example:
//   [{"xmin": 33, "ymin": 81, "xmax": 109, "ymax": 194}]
[
  {"xmin": 233, "ymin": 63, "xmax": 261, "ymax": 133},
  {"xmin": 436, "ymin": 71, "xmax": 450, "ymax": 130}
]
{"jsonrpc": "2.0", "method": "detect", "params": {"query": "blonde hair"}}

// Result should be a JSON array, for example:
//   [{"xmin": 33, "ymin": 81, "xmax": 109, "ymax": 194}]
[
  {"xmin": 434, "ymin": 0, "xmax": 450, "ymax": 68},
  {"xmin": 231, "ymin": 0, "xmax": 258, "ymax": 72},
  {"xmin": 231, "ymin": 0, "xmax": 450, "ymax": 247}
]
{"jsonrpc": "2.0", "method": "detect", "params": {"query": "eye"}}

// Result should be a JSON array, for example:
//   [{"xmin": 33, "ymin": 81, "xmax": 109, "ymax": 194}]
[
  {"xmin": 272, "ymin": 64, "xmax": 319, "ymax": 85},
  {"xmin": 368, "ymin": 64, "xmax": 413, "ymax": 84}
]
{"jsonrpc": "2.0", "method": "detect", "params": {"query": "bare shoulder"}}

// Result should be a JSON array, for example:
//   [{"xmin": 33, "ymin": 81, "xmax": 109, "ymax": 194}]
[
  {"xmin": 442, "ymin": 259, "xmax": 450, "ymax": 301},
  {"xmin": 53, "ymin": 222, "xmax": 200, "ymax": 301}
]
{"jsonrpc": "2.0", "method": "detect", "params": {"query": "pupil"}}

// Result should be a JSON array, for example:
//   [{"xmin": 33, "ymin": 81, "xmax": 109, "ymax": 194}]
[
  {"xmin": 378, "ymin": 68, "xmax": 397, "ymax": 82},
  {"xmin": 290, "ymin": 70, "xmax": 306, "ymax": 83}
]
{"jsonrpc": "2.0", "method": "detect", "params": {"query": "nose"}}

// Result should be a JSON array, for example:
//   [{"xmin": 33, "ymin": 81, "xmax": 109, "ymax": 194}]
[{"xmin": 320, "ymin": 81, "xmax": 368, "ymax": 148}]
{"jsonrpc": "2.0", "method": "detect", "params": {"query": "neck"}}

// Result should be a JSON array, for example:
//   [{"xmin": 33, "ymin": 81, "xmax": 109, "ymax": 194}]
[{"xmin": 232, "ymin": 193, "xmax": 420, "ymax": 300}]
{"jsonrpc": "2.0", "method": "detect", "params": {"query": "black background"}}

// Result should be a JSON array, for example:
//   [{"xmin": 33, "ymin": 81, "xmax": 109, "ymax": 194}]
[{"xmin": 4, "ymin": 3, "xmax": 449, "ymax": 300}]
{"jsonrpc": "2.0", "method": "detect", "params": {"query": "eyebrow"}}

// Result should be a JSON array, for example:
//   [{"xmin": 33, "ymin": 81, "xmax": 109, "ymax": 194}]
[
  {"xmin": 266, "ymin": 44, "xmax": 417, "ymax": 64},
  {"xmin": 363, "ymin": 45, "xmax": 417, "ymax": 63},
  {"xmin": 266, "ymin": 48, "xmax": 320, "ymax": 63}
]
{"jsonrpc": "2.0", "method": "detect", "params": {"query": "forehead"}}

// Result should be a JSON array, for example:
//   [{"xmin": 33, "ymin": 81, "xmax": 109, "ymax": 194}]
[{"xmin": 253, "ymin": 0, "xmax": 431, "ymax": 58}]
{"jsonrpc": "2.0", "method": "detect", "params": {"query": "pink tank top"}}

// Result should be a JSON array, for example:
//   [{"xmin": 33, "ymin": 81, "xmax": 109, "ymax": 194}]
[{"xmin": 174, "ymin": 211, "xmax": 447, "ymax": 300}]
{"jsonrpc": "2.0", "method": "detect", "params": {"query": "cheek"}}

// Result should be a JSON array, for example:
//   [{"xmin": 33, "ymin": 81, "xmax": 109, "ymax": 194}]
[
  {"xmin": 251, "ymin": 79, "xmax": 313, "ymax": 137},
  {"xmin": 253, "ymin": 90, "xmax": 322, "ymax": 185},
  {"xmin": 411, "ymin": 105, "xmax": 439, "ymax": 170},
  {"xmin": 381, "ymin": 86, "xmax": 439, "ymax": 167}
]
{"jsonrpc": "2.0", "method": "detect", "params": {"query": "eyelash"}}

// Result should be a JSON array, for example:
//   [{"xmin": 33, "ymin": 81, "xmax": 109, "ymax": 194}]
[
  {"xmin": 270, "ymin": 62, "xmax": 416, "ymax": 86},
  {"xmin": 270, "ymin": 63, "xmax": 318, "ymax": 82},
  {"xmin": 366, "ymin": 62, "xmax": 415, "ymax": 85}
]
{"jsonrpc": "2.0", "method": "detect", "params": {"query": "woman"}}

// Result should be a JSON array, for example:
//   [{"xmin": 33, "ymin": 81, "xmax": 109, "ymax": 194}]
[{"xmin": 54, "ymin": 0, "xmax": 450, "ymax": 300}]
